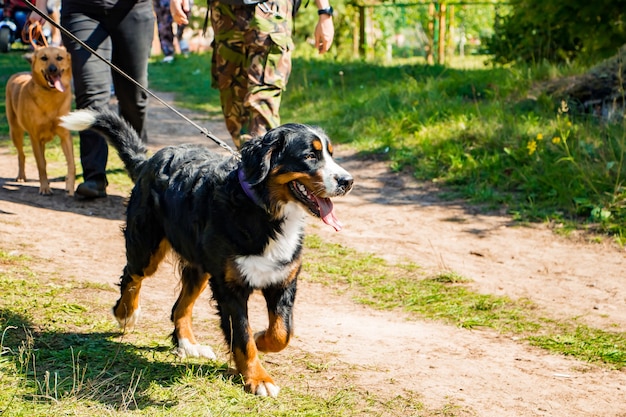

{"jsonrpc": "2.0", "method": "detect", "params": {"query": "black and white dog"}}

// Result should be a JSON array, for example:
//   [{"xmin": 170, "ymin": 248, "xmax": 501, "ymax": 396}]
[{"xmin": 61, "ymin": 110, "xmax": 353, "ymax": 397}]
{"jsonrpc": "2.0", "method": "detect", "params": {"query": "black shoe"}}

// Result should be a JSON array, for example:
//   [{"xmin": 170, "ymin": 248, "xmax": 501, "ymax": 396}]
[{"xmin": 75, "ymin": 180, "xmax": 107, "ymax": 199}]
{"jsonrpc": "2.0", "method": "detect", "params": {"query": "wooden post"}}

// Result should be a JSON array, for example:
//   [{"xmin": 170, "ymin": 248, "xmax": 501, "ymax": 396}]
[
  {"xmin": 448, "ymin": 4, "xmax": 455, "ymax": 57},
  {"xmin": 427, "ymin": 2, "xmax": 435, "ymax": 65},
  {"xmin": 364, "ymin": 6, "xmax": 372, "ymax": 60},
  {"xmin": 438, "ymin": 2, "xmax": 446, "ymax": 65},
  {"xmin": 354, "ymin": 6, "xmax": 362, "ymax": 58},
  {"xmin": 358, "ymin": 5, "xmax": 367, "ymax": 58}
]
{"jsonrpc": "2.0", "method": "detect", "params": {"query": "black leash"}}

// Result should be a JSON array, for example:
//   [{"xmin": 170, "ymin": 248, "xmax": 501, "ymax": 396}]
[{"xmin": 23, "ymin": 0, "xmax": 240, "ymax": 158}]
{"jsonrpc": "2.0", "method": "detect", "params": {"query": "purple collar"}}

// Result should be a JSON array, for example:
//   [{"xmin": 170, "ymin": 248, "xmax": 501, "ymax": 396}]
[{"xmin": 238, "ymin": 168, "xmax": 263, "ymax": 207}]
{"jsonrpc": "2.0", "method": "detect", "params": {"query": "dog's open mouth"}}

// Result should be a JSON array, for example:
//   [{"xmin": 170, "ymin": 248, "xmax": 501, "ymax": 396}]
[
  {"xmin": 289, "ymin": 181, "xmax": 343, "ymax": 231},
  {"xmin": 43, "ymin": 70, "xmax": 65, "ymax": 92}
]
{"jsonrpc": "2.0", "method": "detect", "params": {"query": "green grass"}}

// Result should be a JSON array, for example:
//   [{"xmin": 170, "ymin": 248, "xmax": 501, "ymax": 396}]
[{"xmin": 0, "ymin": 49, "xmax": 32, "ymax": 138}]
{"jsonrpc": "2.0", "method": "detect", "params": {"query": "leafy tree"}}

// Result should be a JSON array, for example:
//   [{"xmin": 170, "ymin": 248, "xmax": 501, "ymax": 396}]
[{"xmin": 487, "ymin": 0, "xmax": 626, "ymax": 64}]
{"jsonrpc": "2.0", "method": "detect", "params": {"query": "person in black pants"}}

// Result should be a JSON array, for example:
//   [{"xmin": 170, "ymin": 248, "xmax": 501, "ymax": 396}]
[{"xmin": 29, "ymin": 0, "xmax": 154, "ymax": 198}]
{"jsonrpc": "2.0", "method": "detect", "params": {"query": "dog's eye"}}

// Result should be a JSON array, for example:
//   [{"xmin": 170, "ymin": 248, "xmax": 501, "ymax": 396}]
[
  {"xmin": 40, "ymin": 55, "xmax": 48, "ymax": 62},
  {"xmin": 56, "ymin": 56, "xmax": 63, "ymax": 62},
  {"xmin": 305, "ymin": 152, "xmax": 318, "ymax": 160}
]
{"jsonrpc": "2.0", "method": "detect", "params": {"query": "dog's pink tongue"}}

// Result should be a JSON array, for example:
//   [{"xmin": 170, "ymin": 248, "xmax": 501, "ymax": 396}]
[
  {"xmin": 315, "ymin": 196, "xmax": 343, "ymax": 232},
  {"xmin": 53, "ymin": 77, "xmax": 65, "ymax": 92}
]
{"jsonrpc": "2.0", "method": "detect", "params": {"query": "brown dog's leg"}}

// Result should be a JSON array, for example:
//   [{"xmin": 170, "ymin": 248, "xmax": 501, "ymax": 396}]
[
  {"xmin": 58, "ymin": 129, "xmax": 75, "ymax": 196},
  {"xmin": 30, "ymin": 137, "xmax": 51, "ymax": 195},
  {"xmin": 171, "ymin": 266, "xmax": 215, "ymax": 359},
  {"xmin": 9, "ymin": 126, "xmax": 26, "ymax": 183}
]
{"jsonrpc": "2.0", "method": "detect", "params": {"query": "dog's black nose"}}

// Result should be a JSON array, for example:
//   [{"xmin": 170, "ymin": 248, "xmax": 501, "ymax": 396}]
[
  {"xmin": 48, "ymin": 64, "xmax": 58, "ymax": 73},
  {"xmin": 336, "ymin": 174, "xmax": 354, "ymax": 194}
]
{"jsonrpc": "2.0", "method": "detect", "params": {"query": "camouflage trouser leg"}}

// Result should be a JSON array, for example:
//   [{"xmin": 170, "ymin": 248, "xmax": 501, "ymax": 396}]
[
  {"xmin": 154, "ymin": 0, "xmax": 190, "ymax": 56},
  {"xmin": 210, "ymin": 0, "xmax": 294, "ymax": 148},
  {"xmin": 154, "ymin": 0, "xmax": 175, "ymax": 56}
]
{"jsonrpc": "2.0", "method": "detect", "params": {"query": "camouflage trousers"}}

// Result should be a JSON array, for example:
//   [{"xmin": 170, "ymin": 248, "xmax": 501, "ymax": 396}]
[
  {"xmin": 210, "ymin": 0, "xmax": 294, "ymax": 148},
  {"xmin": 154, "ymin": 0, "xmax": 191, "ymax": 57}
]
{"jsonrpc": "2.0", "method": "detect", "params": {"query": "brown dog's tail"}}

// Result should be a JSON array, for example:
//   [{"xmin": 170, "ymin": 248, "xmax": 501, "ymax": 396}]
[{"xmin": 60, "ymin": 109, "xmax": 148, "ymax": 182}]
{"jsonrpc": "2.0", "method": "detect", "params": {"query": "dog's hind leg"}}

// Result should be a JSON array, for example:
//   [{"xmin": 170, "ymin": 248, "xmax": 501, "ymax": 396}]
[
  {"xmin": 112, "ymin": 238, "xmax": 170, "ymax": 331},
  {"xmin": 171, "ymin": 265, "xmax": 216, "ymax": 359}
]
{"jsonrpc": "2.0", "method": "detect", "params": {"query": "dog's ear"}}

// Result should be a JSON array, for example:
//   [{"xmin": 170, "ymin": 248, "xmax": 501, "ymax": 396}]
[
  {"xmin": 23, "ymin": 52, "xmax": 34, "ymax": 64},
  {"xmin": 240, "ymin": 128, "xmax": 286, "ymax": 186}
]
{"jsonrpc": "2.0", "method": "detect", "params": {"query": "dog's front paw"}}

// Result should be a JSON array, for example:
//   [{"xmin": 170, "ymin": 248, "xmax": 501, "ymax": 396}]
[
  {"xmin": 254, "ymin": 329, "xmax": 289, "ymax": 353},
  {"xmin": 112, "ymin": 305, "xmax": 141, "ymax": 331},
  {"xmin": 174, "ymin": 338, "xmax": 217, "ymax": 360},
  {"xmin": 246, "ymin": 379, "xmax": 280, "ymax": 397},
  {"xmin": 39, "ymin": 186, "xmax": 53, "ymax": 196}
]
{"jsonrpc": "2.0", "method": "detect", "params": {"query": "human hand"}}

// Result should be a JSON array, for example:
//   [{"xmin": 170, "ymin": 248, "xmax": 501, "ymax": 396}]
[
  {"xmin": 314, "ymin": 14, "xmax": 334, "ymax": 54},
  {"xmin": 27, "ymin": 0, "xmax": 48, "ymax": 25},
  {"xmin": 171, "ymin": 0, "xmax": 190, "ymax": 25}
]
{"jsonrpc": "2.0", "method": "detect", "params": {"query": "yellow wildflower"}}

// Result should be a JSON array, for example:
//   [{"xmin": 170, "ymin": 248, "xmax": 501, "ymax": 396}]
[
  {"xmin": 527, "ymin": 140, "xmax": 537, "ymax": 155},
  {"xmin": 552, "ymin": 136, "xmax": 561, "ymax": 144},
  {"xmin": 536, "ymin": 133, "xmax": 543, "ymax": 140}
]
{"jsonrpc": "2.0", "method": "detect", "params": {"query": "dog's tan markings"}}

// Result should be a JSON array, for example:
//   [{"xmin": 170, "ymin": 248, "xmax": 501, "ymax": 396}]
[
  {"xmin": 113, "ymin": 274, "xmax": 143, "ymax": 324},
  {"xmin": 143, "ymin": 239, "xmax": 170, "ymax": 276},
  {"xmin": 273, "ymin": 171, "xmax": 306, "ymax": 185},
  {"xmin": 327, "ymin": 141, "xmax": 334, "ymax": 154},
  {"xmin": 224, "ymin": 260, "xmax": 243, "ymax": 286},
  {"xmin": 312, "ymin": 138, "xmax": 323, "ymax": 151},
  {"xmin": 255, "ymin": 312, "xmax": 289, "ymax": 353},
  {"xmin": 172, "ymin": 272, "xmax": 210, "ymax": 344},
  {"xmin": 266, "ymin": 171, "xmax": 295, "ymax": 204},
  {"xmin": 255, "ymin": 262, "xmax": 299, "ymax": 352},
  {"xmin": 113, "ymin": 239, "xmax": 170, "ymax": 327},
  {"xmin": 287, "ymin": 258, "xmax": 301, "ymax": 283},
  {"xmin": 234, "ymin": 337, "xmax": 278, "ymax": 396}
]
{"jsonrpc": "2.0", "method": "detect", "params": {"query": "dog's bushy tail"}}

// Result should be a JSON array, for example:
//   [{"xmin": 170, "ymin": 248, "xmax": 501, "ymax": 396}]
[{"xmin": 60, "ymin": 109, "xmax": 147, "ymax": 182}]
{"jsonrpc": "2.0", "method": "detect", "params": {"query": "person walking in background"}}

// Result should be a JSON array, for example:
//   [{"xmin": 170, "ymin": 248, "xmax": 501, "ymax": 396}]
[
  {"xmin": 170, "ymin": 0, "xmax": 334, "ymax": 149},
  {"xmin": 28, "ymin": 0, "xmax": 154, "ymax": 199},
  {"xmin": 153, "ymin": 0, "xmax": 191, "ymax": 63}
]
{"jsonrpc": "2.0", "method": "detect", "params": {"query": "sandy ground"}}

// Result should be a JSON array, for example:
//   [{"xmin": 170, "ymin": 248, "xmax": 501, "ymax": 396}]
[{"xmin": 1, "ymin": 92, "xmax": 625, "ymax": 416}]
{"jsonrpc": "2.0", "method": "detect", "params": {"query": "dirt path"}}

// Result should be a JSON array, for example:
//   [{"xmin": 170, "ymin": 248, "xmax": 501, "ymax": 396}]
[{"xmin": 1, "ymin": 93, "xmax": 625, "ymax": 416}]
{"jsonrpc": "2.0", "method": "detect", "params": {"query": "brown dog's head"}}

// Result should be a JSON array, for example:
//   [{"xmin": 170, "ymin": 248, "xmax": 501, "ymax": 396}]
[{"xmin": 27, "ymin": 46, "xmax": 72, "ymax": 93}]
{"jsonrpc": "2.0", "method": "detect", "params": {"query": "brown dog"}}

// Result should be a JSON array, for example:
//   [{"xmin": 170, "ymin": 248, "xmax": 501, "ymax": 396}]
[{"xmin": 5, "ymin": 46, "xmax": 75, "ymax": 196}]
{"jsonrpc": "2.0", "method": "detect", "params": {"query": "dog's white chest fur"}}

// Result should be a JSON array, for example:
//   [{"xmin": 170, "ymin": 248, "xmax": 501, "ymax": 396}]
[{"xmin": 235, "ymin": 202, "xmax": 306, "ymax": 288}]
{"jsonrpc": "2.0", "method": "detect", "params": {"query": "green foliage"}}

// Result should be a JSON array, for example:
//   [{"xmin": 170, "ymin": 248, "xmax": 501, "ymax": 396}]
[
  {"xmin": 487, "ymin": 0, "xmax": 626, "ymax": 64},
  {"xmin": 0, "ymin": 47, "xmax": 31, "ymax": 137}
]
